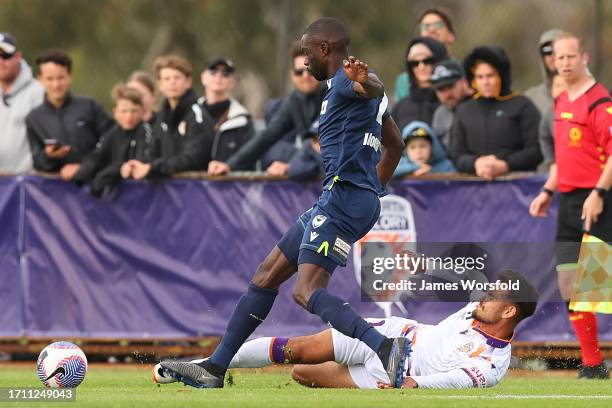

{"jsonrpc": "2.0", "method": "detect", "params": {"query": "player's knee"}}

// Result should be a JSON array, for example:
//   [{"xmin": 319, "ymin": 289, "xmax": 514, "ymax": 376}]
[
  {"xmin": 251, "ymin": 262, "xmax": 277, "ymax": 289},
  {"xmin": 291, "ymin": 286, "xmax": 313, "ymax": 309}
]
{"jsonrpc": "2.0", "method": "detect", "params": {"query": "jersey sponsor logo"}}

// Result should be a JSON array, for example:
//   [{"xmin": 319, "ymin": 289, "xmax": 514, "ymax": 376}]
[
  {"xmin": 312, "ymin": 214, "xmax": 326, "ymax": 229},
  {"xmin": 310, "ymin": 231, "xmax": 319, "ymax": 242},
  {"xmin": 467, "ymin": 366, "xmax": 487, "ymax": 387},
  {"xmin": 607, "ymin": 107, "xmax": 612, "ymax": 115},
  {"xmin": 362, "ymin": 132, "xmax": 381, "ymax": 152},
  {"xmin": 352, "ymin": 194, "xmax": 417, "ymax": 317},
  {"xmin": 569, "ymin": 127, "xmax": 582, "ymax": 147},
  {"xmin": 332, "ymin": 236, "xmax": 351, "ymax": 262},
  {"xmin": 320, "ymin": 100, "xmax": 328, "ymax": 115},
  {"xmin": 560, "ymin": 112, "xmax": 574, "ymax": 119}
]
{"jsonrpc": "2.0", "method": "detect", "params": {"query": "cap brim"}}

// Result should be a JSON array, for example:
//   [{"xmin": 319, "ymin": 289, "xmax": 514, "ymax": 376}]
[{"xmin": 0, "ymin": 43, "xmax": 16, "ymax": 54}]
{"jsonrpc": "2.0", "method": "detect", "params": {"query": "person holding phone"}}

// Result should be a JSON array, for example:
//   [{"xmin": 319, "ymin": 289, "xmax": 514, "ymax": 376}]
[{"xmin": 26, "ymin": 50, "xmax": 113, "ymax": 180}]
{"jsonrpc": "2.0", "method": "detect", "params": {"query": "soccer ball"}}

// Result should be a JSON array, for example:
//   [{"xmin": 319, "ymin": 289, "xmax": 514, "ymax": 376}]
[{"xmin": 36, "ymin": 341, "xmax": 88, "ymax": 388}]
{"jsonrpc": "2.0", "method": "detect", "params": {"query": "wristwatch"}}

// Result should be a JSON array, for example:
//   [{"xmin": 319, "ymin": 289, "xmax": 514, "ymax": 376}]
[
  {"xmin": 593, "ymin": 187, "xmax": 608, "ymax": 199},
  {"xmin": 541, "ymin": 187, "xmax": 554, "ymax": 196}
]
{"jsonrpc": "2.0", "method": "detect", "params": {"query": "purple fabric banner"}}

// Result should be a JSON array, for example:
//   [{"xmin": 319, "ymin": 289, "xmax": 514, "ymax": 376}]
[{"xmin": 0, "ymin": 175, "xmax": 609, "ymax": 341}]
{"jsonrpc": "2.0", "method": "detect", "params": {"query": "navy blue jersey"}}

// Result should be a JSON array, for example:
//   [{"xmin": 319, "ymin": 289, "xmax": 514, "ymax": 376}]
[{"xmin": 318, "ymin": 67, "xmax": 389, "ymax": 195}]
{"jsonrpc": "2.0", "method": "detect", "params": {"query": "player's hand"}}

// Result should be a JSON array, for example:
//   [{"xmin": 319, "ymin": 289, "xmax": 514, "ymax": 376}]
[
  {"xmin": 582, "ymin": 190, "xmax": 604, "ymax": 232},
  {"xmin": 266, "ymin": 161, "xmax": 289, "ymax": 177},
  {"xmin": 208, "ymin": 160, "xmax": 230, "ymax": 176},
  {"xmin": 120, "ymin": 161, "xmax": 134, "ymax": 179},
  {"xmin": 343, "ymin": 56, "xmax": 369, "ymax": 84},
  {"xmin": 45, "ymin": 144, "xmax": 71, "ymax": 159},
  {"xmin": 130, "ymin": 161, "xmax": 151, "ymax": 180},
  {"xmin": 529, "ymin": 191, "xmax": 553, "ymax": 217},
  {"xmin": 376, "ymin": 381, "xmax": 393, "ymax": 389},
  {"xmin": 413, "ymin": 163, "xmax": 432, "ymax": 176},
  {"xmin": 59, "ymin": 163, "xmax": 80, "ymax": 181},
  {"xmin": 377, "ymin": 377, "xmax": 418, "ymax": 389}
]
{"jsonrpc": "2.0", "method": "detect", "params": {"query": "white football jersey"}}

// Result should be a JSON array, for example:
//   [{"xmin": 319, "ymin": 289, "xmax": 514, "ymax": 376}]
[{"xmin": 367, "ymin": 302, "xmax": 511, "ymax": 389}]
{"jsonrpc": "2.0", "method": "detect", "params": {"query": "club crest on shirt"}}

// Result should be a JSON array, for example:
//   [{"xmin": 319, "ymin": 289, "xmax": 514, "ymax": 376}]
[
  {"xmin": 569, "ymin": 127, "xmax": 582, "ymax": 147},
  {"xmin": 457, "ymin": 342, "xmax": 474, "ymax": 353},
  {"xmin": 312, "ymin": 215, "xmax": 326, "ymax": 229}
]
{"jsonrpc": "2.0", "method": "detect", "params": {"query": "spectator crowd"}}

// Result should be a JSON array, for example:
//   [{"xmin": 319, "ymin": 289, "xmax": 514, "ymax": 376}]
[{"xmin": 0, "ymin": 8, "xmax": 609, "ymax": 195}]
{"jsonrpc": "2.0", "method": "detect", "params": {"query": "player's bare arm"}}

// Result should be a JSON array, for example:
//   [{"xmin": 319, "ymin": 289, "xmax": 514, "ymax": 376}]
[
  {"xmin": 377, "ymin": 116, "xmax": 405, "ymax": 186},
  {"xmin": 343, "ymin": 56, "xmax": 384, "ymax": 99}
]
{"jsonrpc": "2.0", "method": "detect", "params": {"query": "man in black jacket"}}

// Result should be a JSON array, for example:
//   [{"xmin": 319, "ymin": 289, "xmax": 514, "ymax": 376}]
[
  {"xmin": 26, "ymin": 50, "xmax": 113, "ymax": 180},
  {"xmin": 208, "ymin": 41, "xmax": 323, "ymax": 176},
  {"xmin": 129, "ymin": 55, "xmax": 213, "ymax": 179},
  {"xmin": 451, "ymin": 46, "xmax": 542, "ymax": 179}
]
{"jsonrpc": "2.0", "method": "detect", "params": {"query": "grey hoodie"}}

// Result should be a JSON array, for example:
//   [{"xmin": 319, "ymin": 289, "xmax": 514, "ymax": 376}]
[
  {"xmin": 524, "ymin": 28, "xmax": 563, "ymax": 115},
  {"xmin": 0, "ymin": 59, "xmax": 44, "ymax": 173}
]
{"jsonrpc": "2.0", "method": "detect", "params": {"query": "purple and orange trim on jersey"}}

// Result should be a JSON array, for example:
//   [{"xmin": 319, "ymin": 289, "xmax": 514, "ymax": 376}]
[{"xmin": 472, "ymin": 324, "xmax": 513, "ymax": 349}]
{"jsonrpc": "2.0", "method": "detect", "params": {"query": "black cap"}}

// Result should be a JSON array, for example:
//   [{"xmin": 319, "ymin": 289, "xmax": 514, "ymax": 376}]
[
  {"xmin": 0, "ymin": 32, "xmax": 17, "ymax": 56},
  {"xmin": 540, "ymin": 42, "xmax": 554, "ymax": 55},
  {"xmin": 206, "ymin": 57, "xmax": 235, "ymax": 73},
  {"xmin": 431, "ymin": 59, "xmax": 464, "ymax": 89}
]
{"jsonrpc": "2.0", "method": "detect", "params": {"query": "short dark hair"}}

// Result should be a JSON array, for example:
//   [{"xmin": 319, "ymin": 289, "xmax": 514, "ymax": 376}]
[
  {"xmin": 497, "ymin": 270, "xmax": 539, "ymax": 322},
  {"xmin": 417, "ymin": 7, "xmax": 455, "ymax": 35},
  {"xmin": 35, "ymin": 49, "xmax": 72, "ymax": 74}
]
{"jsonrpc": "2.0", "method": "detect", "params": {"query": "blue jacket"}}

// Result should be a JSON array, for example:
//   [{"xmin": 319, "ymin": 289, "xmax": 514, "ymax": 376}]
[
  {"xmin": 394, "ymin": 121, "xmax": 456, "ymax": 177},
  {"xmin": 287, "ymin": 142, "xmax": 324, "ymax": 181}
]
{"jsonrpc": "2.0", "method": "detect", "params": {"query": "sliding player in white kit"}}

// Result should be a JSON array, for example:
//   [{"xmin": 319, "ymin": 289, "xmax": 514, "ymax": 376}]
[{"xmin": 154, "ymin": 270, "xmax": 538, "ymax": 389}]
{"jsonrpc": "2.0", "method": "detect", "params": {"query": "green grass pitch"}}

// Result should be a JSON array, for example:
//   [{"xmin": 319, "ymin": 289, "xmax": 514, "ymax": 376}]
[{"xmin": 1, "ymin": 365, "xmax": 611, "ymax": 408}]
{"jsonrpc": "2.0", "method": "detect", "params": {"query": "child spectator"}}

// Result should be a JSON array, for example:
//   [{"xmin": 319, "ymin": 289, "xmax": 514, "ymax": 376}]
[
  {"xmin": 394, "ymin": 120, "xmax": 455, "ymax": 177},
  {"xmin": 287, "ymin": 119, "xmax": 324, "ymax": 181},
  {"xmin": 127, "ymin": 70, "xmax": 158, "ymax": 125},
  {"xmin": 73, "ymin": 84, "xmax": 153, "ymax": 197}
]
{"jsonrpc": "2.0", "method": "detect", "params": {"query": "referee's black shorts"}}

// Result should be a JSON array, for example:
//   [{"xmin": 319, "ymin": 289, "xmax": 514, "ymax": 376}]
[{"xmin": 556, "ymin": 188, "xmax": 612, "ymax": 268}]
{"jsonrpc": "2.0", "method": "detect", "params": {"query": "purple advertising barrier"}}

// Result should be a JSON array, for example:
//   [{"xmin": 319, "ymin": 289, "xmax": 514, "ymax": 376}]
[
  {"xmin": 11, "ymin": 175, "xmax": 612, "ymax": 341},
  {"xmin": 0, "ymin": 176, "xmax": 24, "ymax": 336}
]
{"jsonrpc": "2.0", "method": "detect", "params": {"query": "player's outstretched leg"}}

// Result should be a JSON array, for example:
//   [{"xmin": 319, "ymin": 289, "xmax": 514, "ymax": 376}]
[
  {"xmin": 292, "ymin": 262, "xmax": 410, "ymax": 388},
  {"xmin": 161, "ymin": 239, "xmax": 299, "ymax": 388}
]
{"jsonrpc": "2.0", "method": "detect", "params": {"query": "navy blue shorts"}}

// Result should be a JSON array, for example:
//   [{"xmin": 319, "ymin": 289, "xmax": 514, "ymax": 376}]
[{"xmin": 277, "ymin": 182, "xmax": 381, "ymax": 274}]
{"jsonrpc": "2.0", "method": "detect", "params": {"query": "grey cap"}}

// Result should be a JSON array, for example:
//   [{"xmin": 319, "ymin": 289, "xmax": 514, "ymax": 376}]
[
  {"xmin": 431, "ymin": 59, "xmax": 464, "ymax": 89},
  {"xmin": 0, "ymin": 32, "xmax": 17, "ymax": 55}
]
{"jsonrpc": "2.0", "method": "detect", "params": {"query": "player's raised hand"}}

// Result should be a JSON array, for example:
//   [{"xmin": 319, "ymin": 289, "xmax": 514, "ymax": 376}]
[{"xmin": 343, "ymin": 56, "xmax": 369, "ymax": 84}]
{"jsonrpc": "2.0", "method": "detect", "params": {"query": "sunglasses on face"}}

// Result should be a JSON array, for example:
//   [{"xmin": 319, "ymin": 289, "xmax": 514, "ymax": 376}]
[
  {"xmin": 208, "ymin": 68, "xmax": 232, "ymax": 77},
  {"xmin": 407, "ymin": 57, "xmax": 435, "ymax": 69},
  {"xmin": 292, "ymin": 68, "xmax": 310, "ymax": 76},
  {"xmin": 418, "ymin": 21, "xmax": 445, "ymax": 32},
  {"xmin": 0, "ymin": 52, "xmax": 15, "ymax": 60}
]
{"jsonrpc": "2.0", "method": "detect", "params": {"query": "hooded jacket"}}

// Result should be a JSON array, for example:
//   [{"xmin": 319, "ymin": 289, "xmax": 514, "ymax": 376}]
[
  {"xmin": 26, "ymin": 92, "xmax": 114, "ymax": 171},
  {"xmin": 0, "ymin": 59, "xmax": 44, "ymax": 173},
  {"xmin": 394, "ymin": 121, "xmax": 455, "ymax": 177},
  {"xmin": 198, "ymin": 96, "xmax": 255, "ymax": 165},
  {"xmin": 524, "ymin": 28, "xmax": 564, "ymax": 114},
  {"xmin": 451, "ymin": 46, "xmax": 542, "ymax": 173},
  {"xmin": 148, "ymin": 89, "xmax": 214, "ymax": 177},
  {"xmin": 391, "ymin": 37, "xmax": 448, "ymax": 131}
]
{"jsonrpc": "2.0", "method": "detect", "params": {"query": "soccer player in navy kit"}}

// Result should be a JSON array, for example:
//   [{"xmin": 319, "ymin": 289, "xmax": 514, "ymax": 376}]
[{"xmin": 161, "ymin": 17, "xmax": 407, "ymax": 388}]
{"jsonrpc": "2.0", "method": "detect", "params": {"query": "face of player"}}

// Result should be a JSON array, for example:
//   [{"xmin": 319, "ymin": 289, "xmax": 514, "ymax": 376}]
[
  {"xmin": 201, "ymin": 64, "xmax": 235, "ymax": 98},
  {"xmin": 301, "ymin": 34, "xmax": 329, "ymax": 82},
  {"xmin": 406, "ymin": 138, "xmax": 432, "ymax": 165},
  {"xmin": 553, "ymin": 37, "xmax": 589, "ymax": 84},
  {"xmin": 37, "ymin": 62, "xmax": 72, "ymax": 105},
  {"xmin": 550, "ymin": 74, "xmax": 566, "ymax": 99},
  {"xmin": 407, "ymin": 43, "xmax": 434, "ymax": 87},
  {"xmin": 435, "ymin": 78, "xmax": 467, "ymax": 109},
  {"xmin": 113, "ymin": 99, "xmax": 144, "ymax": 131},
  {"xmin": 158, "ymin": 67, "xmax": 192, "ymax": 101},
  {"xmin": 473, "ymin": 62, "xmax": 500, "ymax": 98},
  {"xmin": 472, "ymin": 290, "xmax": 516, "ymax": 324},
  {"xmin": 418, "ymin": 13, "xmax": 455, "ymax": 47},
  {"xmin": 0, "ymin": 50, "xmax": 21, "ymax": 85},
  {"xmin": 127, "ymin": 80, "xmax": 157, "ymax": 116},
  {"xmin": 292, "ymin": 54, "xmax": 320, "ymax": 94}
]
